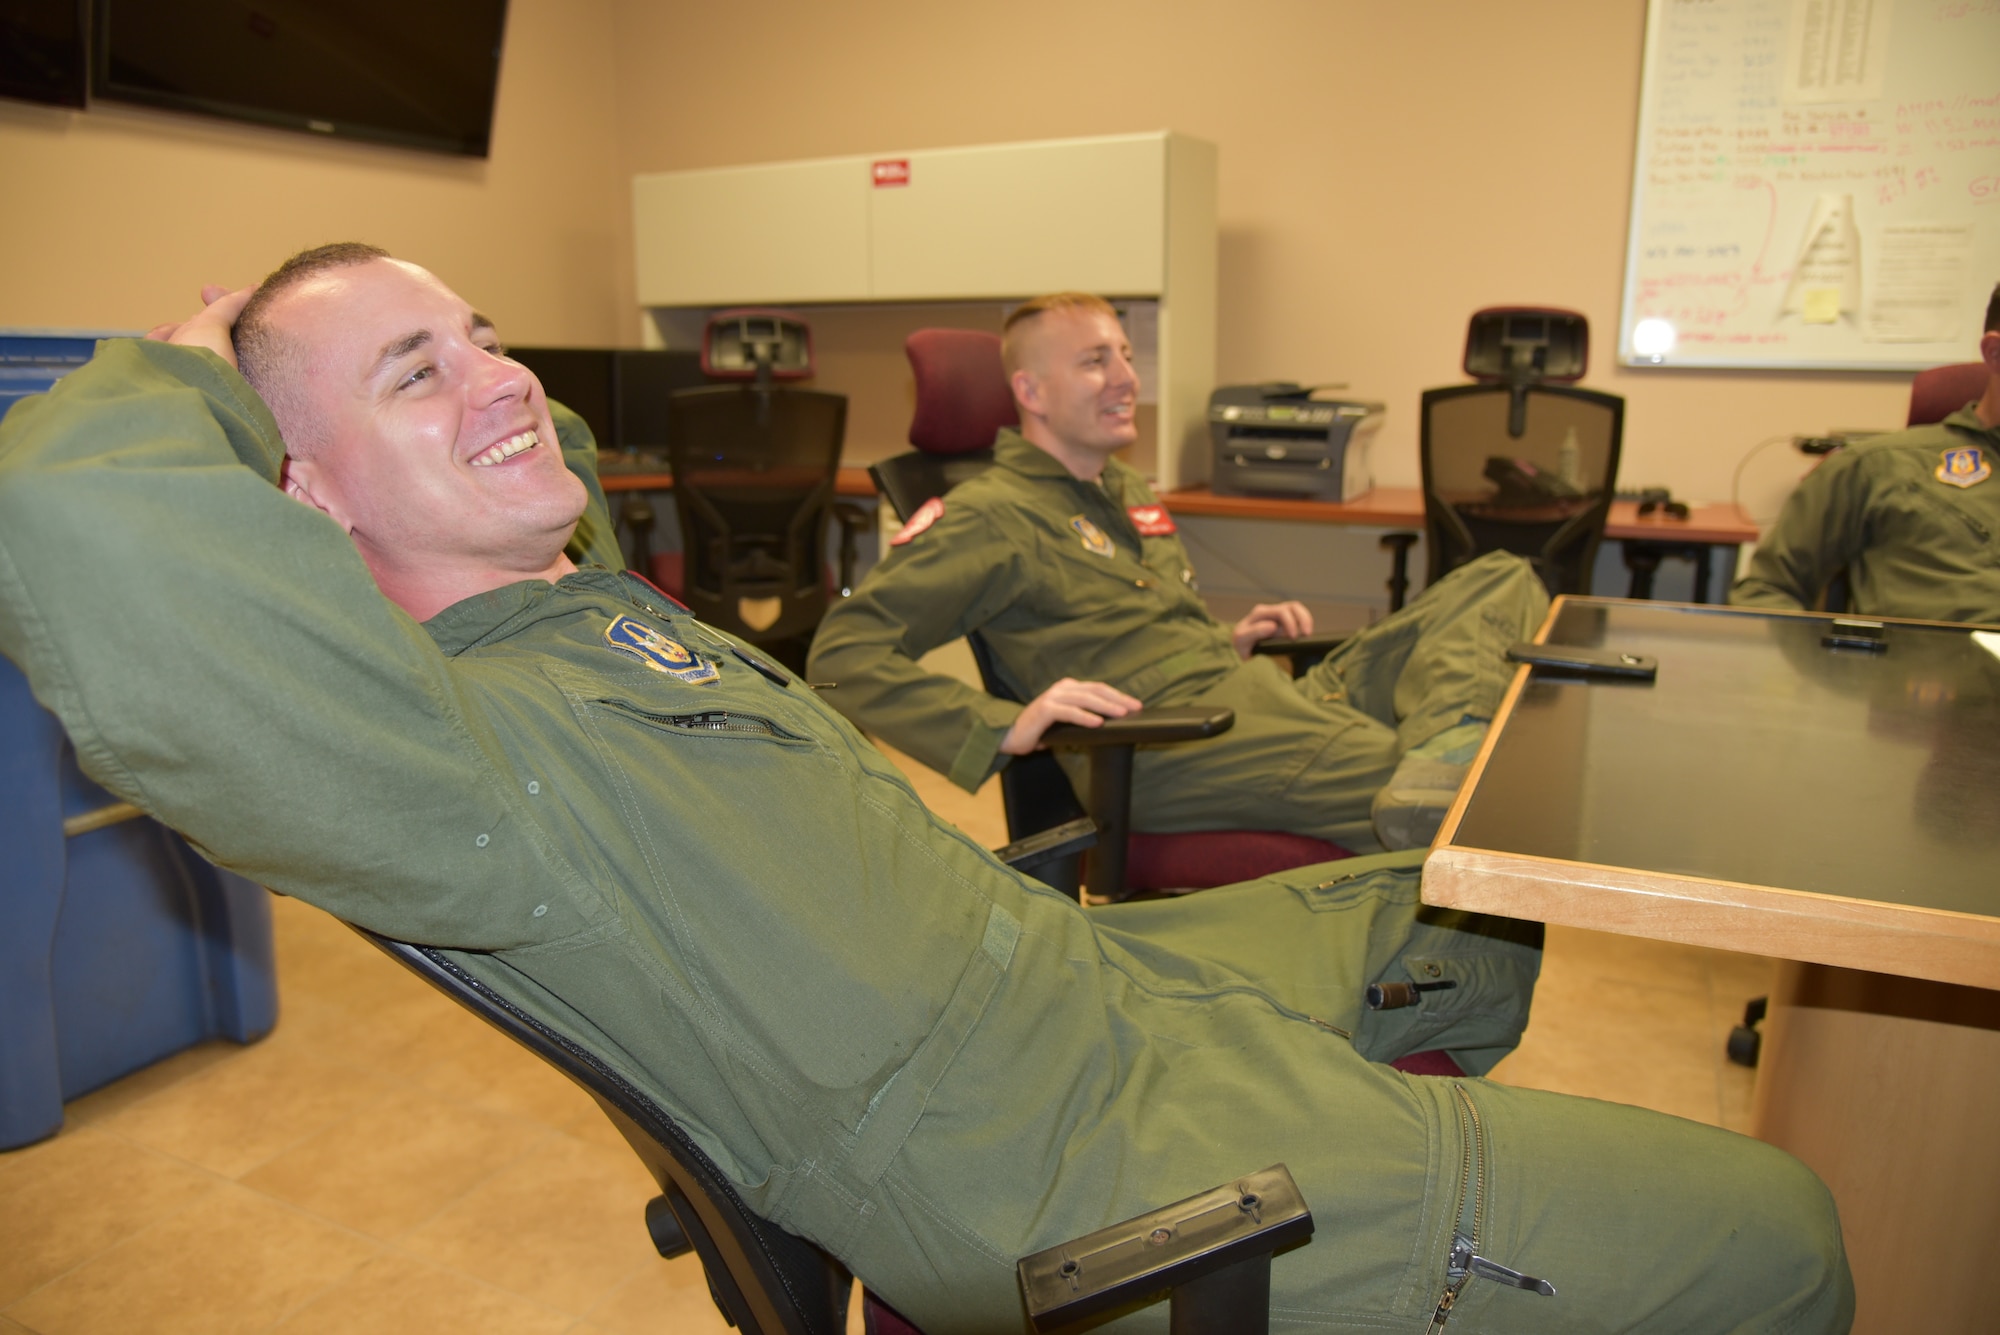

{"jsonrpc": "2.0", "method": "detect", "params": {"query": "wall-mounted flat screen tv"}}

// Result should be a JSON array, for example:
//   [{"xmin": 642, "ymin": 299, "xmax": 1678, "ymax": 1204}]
[
  {"xmin": 1, "ymin": 0, "xmax": 87, "ymax": 108},
  {"xmin": 92, "ymin": 0, "xmax": 508, "ymax": 156}
]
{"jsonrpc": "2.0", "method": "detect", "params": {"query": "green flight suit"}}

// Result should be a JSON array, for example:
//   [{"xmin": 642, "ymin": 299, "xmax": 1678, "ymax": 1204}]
[
  {"xmin": 808, "ymin": 430, "xmax": 1550, "ymax": 852},
  {"xmin": 0, "ymin": 342, "xmax": 1850, "ymax": 1334},
  {"xmin": 1731, "ymin": 405, "xmax": 2000, "ymax": 623}
]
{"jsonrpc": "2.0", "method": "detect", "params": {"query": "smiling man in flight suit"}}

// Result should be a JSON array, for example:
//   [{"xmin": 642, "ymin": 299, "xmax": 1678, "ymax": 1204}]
[
  {"xmin": 0, "ymin": 248, "xmax": 1851, "ymax": 1333},
  {"xmin": 1731, "ymin": 282, "xmax": 2000, "ymax": 623},
  {"xmin": 809, "ymin": 293, "xmax": 1550, "ymax": 853}
]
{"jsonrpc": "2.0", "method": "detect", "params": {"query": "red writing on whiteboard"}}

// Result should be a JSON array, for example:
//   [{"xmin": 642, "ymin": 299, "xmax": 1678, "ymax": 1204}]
[{"xmin": 1970, "ymin": 175, "xmax": 2000, "ymax": 202}]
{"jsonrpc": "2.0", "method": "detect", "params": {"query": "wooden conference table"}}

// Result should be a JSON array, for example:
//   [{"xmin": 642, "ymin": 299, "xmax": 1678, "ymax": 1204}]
[{"xmin": 1423, "ymin": 597, "xmax": 2000, "ymax": 1333}]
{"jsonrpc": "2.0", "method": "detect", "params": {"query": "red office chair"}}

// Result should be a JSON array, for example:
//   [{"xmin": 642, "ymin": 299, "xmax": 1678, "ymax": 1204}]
[
  {"xmin": 867, "ymin": 330, "xmax": 1351, "ymax": 900},
  {"xmin": 1907, "ymin": 361, "xmax": 1988, "ymax": 427}
]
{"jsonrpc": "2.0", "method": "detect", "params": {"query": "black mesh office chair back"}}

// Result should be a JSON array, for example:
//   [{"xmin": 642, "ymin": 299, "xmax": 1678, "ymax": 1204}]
[
  {"xmin": 667, "ymin": 312, "xmax": 848, "ymax": 670},
  {"xmin": 353, "ymin": 930, "xmax": 853, "ymax": 1335},
  {"xmin": 1420, "ymin": 309, "xmax": 1624, "ymax": 596}
]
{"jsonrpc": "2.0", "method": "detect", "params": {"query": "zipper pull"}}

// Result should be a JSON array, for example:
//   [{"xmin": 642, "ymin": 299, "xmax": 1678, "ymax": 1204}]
[{"xmin": 1450, "ymin": 1233, "xmax": 1556, "ymax": 1296}]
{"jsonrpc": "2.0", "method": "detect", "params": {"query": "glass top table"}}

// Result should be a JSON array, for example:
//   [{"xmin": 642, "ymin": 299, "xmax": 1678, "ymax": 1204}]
[{"xmin": 1424, "ymin": 598, "xmax": 2000, "ymax": 989}]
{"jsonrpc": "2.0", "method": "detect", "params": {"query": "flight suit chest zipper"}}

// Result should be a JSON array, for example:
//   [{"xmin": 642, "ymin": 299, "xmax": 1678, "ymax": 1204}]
[
  {"xmin": 1426, "ymin": 1083, "xmax": 1553, "ymax": 1332},
  {"xmin": 612, "ymin": 707, "xmax": 803, "ymax": 740}
]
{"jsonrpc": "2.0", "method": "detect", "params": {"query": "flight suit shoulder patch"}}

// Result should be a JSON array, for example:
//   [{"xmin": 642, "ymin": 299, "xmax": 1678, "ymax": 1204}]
[
  {"xmin": 604, "ymin": 615, "xmax": 720, "ymax": 684},
  {"xmin": 1128, "ymin": 504, "xmax": 1176, "ymax": 536},
  {"xmin": 1936, "ymin": 446, "xmax": 1990, "ymax": 489},
  {"xmin": 1070, "ymin": 514, "xmax": 1115, "ymax": 557},
  {"xmin": 890, "ymin": 496, "xmax": 945, "ymax": 546}
]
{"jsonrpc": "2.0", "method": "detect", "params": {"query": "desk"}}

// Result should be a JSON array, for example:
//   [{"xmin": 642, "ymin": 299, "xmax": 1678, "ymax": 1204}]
[
  {"xmin": 1423, "ymin": 598, "xmax": 2000, "ymax": 1333},
  {"xmin": 1161, "ymin": 486, "xmax": 1759, "ymax": 603},
  {"xmin": 599, "ymin": 464, "xmax": 881, "ymax": 497}
]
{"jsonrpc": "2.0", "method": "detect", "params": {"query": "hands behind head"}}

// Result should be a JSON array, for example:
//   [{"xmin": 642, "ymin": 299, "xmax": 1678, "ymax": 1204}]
[
  {"xmin": 145, "ymin": 284, "xmax": 255, "ymax": 368},
  {"xmin": 999, "ymin": 678, "xmax": 1143, "ymax": 756},
  {"xmin": 1231, "ymin": 601, "xmax": 1314, "ymax": 659}
]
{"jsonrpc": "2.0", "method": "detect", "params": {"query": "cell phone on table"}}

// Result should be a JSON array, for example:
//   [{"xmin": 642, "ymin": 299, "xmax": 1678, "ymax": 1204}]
[{"xmin": 1506, "ymin": 642, "xmax": 1658, "ymax": 681}]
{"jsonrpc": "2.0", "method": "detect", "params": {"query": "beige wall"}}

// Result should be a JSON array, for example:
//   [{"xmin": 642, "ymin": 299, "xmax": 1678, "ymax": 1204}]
[
  {"xmin": 2, "ymin": 0, "xmax": 1940, "ymax": 514},
  {"xmin": 607, "ymin": 0, "xmax": 1927, "ymax": 511},
  {"xmin": 0, "ymin": 0, "xmax": 626, "ymax": 347}
]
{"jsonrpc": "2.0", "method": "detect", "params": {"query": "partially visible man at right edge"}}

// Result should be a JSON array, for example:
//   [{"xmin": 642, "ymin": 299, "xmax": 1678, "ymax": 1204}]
[{"xmin": 1731, "ymin": 281, "xmax": 2000, "ymax": 622}]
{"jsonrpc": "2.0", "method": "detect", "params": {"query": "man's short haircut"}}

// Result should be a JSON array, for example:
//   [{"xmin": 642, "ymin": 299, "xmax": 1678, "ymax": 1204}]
[
  {"xmin": 1985, "ymin": 281, "xmax": 2000, "ymax": 335},
  {"xmin": 235, "ymin": 242, "xmax": 392, "ymax": 456},
  {"xmin": 1001, "ymin": 292, "xmax": 1121, "ymax": 376}
]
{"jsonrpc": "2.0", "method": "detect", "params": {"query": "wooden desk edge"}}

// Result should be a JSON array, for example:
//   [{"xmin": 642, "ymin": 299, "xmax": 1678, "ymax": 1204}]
[
  {"xmin": 601, "ymin": 466, "xmax": 879, "ymax": 497},
  {"xmin": 1160, "ymin": 486, "xmax": 1758, "ymax": 544},
  {"xmin": 1423, "ymin": 844, "xmax": 2000, "ymax": 990}
]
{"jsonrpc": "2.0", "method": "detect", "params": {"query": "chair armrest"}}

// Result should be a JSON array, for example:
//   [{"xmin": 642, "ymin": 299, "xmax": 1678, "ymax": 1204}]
[
  {"xmin": 1041, "ymin": 706, "xmax": 1234, "ymax": 748},
  {"xmin": 1250, "ymin": 633, "xmax": 1346, "ymax": 660},
  {"xmin": 1017, "ymin": 1164, "xmax": 1314, "ymax": 1333},
  {"xmin": 994, "ymin": 817, "xmax": 1096, "ymax": 878}
]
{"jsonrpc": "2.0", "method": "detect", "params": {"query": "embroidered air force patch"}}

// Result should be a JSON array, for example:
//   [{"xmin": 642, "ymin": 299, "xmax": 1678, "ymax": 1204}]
[
  {"xmin": 1127, "ymin": 504, "xmax": 1177, "ymax": 536},
  {"xmin": 1070, "ymin": 515, "xmax": 1116, "ymax": 557},
  {"xmin": 890, "ymin": 495, "xmax": 945, "ymax": 546},
  {"xmin": 604, "ymin": 615, "xmax": 720, "ymax": 684},
  {"xmin": 1936, "ymin": 447, "xmax": 1990, "ymax": 489}
]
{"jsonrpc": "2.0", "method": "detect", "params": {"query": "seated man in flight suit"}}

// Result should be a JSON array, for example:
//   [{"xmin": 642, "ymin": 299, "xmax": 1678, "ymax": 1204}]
[
  {"xmin": 808, "ymin": 293, "xmax": 1550, "ymax": 854},
  {"xmin": 0, "ymin": 245, "xmax": 1851, "ymax": 1334},
  {"xmin": 1731, "ymin": 281, "xmax": 2000, "ymax": 623}
]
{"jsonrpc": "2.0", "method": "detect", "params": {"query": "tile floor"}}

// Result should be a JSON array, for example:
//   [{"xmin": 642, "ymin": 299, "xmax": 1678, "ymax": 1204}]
[{"xmin": 1, "ymin": 743, "xmax": 1778, "ymax": 1334}]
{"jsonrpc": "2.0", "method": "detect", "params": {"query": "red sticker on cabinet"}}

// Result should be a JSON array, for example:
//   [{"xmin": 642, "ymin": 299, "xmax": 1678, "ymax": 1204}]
[{"xmin": 872, "ymin": 159, "xmax": 911, "ymax": 188}]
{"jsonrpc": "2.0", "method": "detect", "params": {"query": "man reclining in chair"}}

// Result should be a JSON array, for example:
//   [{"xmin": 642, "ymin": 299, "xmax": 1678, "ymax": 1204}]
[
  {"xmin": 0, "ymin": 245, "xmax": 1850, "ymax": 1334},
  {"xmin": 808, "ymin": 292, "xmax": 1549, "ymax": 854}
]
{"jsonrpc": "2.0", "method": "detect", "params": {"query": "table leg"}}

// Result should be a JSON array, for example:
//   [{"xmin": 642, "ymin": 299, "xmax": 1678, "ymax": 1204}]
[
  {"xmin": 1621, "ymin": 541, "xmax": 1663, "ymax": 599},
  {"xmin": 1751, "ymin": 962, "xmax": 2000, "ymax": 1334}
]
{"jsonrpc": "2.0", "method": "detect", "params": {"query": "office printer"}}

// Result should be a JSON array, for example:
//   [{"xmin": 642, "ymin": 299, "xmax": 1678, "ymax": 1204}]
[{"xmin": 1208, "ymin": 383, "xmax": 1383, "ymax": 501}]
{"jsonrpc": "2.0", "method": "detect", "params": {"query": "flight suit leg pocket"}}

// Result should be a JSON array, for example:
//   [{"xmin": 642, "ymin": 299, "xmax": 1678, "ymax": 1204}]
[{"xmin": 1357, "ymin": 945, "xmax": 1540, "ymax": 1075}]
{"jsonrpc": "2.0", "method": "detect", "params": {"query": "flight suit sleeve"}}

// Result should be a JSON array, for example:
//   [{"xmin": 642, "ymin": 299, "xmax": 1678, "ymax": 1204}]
[
  {"xmin": 807, "ymin": 505, "xmax": 1028, "ymax": 791},
  {"xmin": 551, "ymin": 398, "xmax": 625, "ymax": 571},
  {"xmin": 0, "ymin": 339, "xmax": 579, "ymax": 949},
  {"xmin": 1729, "ymin": 451, "xmax": 1871, "ymax": 611}
]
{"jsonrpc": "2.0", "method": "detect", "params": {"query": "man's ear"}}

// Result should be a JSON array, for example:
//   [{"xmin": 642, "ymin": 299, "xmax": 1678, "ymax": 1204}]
[
  {"xmin": 1979, "ymin": 329, "xmax": 2000, "ymax": 376},
  {"xmin": 279, "ymin": 456, "xmax": 348, "ymax": 529},
  {"xmin": 1011, "ymin": 368, "xmax": 1043, "ymax": 420}
]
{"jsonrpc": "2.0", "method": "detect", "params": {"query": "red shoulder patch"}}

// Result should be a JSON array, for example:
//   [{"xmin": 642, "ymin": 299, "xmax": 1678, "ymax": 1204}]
[
  {"xmin": 1127, "ymin": 504, "xmax": 1177, "ymax": 536},
  {"xmin": 890, "ymin": 495, "xmax": 946, "ymax": 546}
]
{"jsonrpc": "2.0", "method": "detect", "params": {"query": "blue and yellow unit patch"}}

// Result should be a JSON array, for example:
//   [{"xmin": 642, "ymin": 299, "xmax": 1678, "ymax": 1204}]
[
  {"xmin": 1069, "ymin": 514, "xmax": 1116, "ymax": 557},
  {"xmin": 1936, "ymin": 446, "xmax": 1990, "ymax": 489},
  {"xmin": 603, "ymin": 615, "xmax": 720, "ymax": 684}
]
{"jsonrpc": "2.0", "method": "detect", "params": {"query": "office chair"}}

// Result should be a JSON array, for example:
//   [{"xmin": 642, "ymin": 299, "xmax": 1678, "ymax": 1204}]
[
  {"xmin": 868, "ymin": 328, "xmax": 1018, "ymax": 519},
  {"xmin": 354, "ymin": 886, "xmax": 1314, "ymax": 1334},
  {"xmin": 1420, "ymin": 309, "xmax": 1624, "ymax": 597},
  {"xmin": 1, "ymin": 653, "xmax": 276, "ymax": 1149},
  {"xmin": 865, "ymin": 330, "xmax": 1351, "ymax": 901},
  {"xmin": 664, "ymin": 311, "xmax": 849, "ymax": 674},
  {"xmin": 1907, "ymin": 361, "xmax": 1988, "ymax": 428}
]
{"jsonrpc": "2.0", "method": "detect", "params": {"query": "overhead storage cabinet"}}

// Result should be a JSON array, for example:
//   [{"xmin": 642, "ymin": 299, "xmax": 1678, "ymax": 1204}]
[{"xmin": 633, "ymin": 132, "xmax": 1217, "ymax": 488}]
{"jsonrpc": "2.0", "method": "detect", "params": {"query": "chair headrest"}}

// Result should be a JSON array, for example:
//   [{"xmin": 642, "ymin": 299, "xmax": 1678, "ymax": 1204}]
[
  {"xmin": 703, "ymin": 309, "xmax": 813, "ymax": 381},
  {"xmin": 1907, "ymin": 361, "xmax": 1989, "ymax": 427},
  {"xmin": 906, "ymin": 328, "xmax": 1018, "ymax": 456},
  {"xmin": 1464, "ymin": 307, "xmax": 1588, "ymax": 385}
]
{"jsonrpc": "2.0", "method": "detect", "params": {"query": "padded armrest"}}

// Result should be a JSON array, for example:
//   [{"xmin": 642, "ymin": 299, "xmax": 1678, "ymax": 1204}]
[
  {"xmin": 1042, "ymin": 706, "xmax": 1234, "ymax": 748},
  {"xmin": 994, "ymin": 817, "xmax": 1097, "ymax": 876},
  {"xmin": 1250, "ymin": 633, "xmax": 1347, "ymax": 659},
  {"xmin": 1018, "ymin": 1164, "xmax": 1314, "ymax": 1332}
]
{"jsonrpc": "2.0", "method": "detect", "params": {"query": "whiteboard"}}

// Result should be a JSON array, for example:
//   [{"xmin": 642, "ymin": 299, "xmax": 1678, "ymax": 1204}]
[{"xmin": 1619, "ymin": 0, "xmax": 2000, "ymax": 371}]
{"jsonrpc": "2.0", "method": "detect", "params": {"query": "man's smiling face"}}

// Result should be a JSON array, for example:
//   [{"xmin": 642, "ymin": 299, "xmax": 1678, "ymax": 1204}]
[
  {"xmin": 272, "ymin": 258, "xmax": 587, "ymax": 590},
  {"xmin": 1012, "ymin": 306, "xmax": 1139, "ymax": 475}
]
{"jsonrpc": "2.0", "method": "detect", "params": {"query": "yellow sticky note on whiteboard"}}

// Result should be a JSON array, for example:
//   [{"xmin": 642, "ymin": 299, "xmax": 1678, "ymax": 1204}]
[{"xmin": 1801, "ymin": 288, "xmax": 1841, "ymax": 323}]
